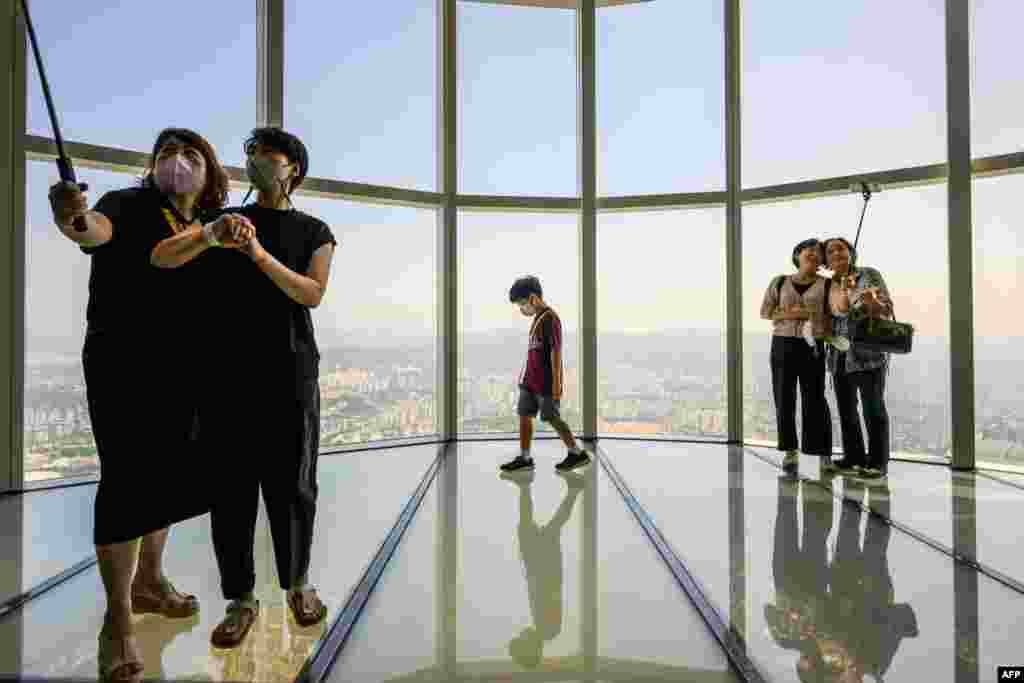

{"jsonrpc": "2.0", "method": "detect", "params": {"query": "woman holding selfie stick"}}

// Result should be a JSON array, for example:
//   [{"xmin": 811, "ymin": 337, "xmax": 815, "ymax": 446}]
[
  {"xmin": 48, "ymin": 128, "xmax": 249, "ymax": 681},
  {"xmin": 822, "ymin": 236, "xmax": 893, "ymax": 480}
]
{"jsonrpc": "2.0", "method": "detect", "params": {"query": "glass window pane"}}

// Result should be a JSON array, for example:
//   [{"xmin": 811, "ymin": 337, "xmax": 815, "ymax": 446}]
[
  {"xmin": 598, "ymin": 1, "xmax": 724, "ymax": 195},
  {"xmin": 973, "ymin": 175, "xmax": 1024, "ymax": 470},
  {"xmin": 459, "ymin": 211, "xmax": 580, "ymax": 435},
  {"xmin": 23, "ymin": 160, "xmax": 246, "ymax": 483},
  {"xmin": 458, "ymin": 3, "xmax": 577, "ymax": 196},
  {"xmin": 24, "ymin": 162, "xmax": 135, "ymax": 482},
  {"xmin": 285, "ymin": 1, "xmax": 437, "ymax": 190},
  {"xmin": 287, "ymin": 196, "xmax": 438, "ymax": 445},
  {"xmin": 742, "ymin": 2, "xmax": 946, "ymax": 187},
  {"xmin": 742, "ymin": 186, "xmax": 951, "ymax": 462},
  {"xmin": 25, "ymin": 1, "xmax": 255, "ymax": 167},
  {"xmin": 598, "ymin": 210, "xmax": 726, "ymax": 438},
  {"xmin": 972, "ymin": 0, "xmax": 1024, "ymax": 158}
]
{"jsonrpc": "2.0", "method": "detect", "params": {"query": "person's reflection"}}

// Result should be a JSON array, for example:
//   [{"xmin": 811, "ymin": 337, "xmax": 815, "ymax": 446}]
[
  {"xmin": 501, "ymin": 469, "xmax": 584, "ymax": 670},
  {"xmin": 814, "ymin": 480, "xmax": 918, "ymax": 682},
  {"xmin": 765, "ymin": 473, "xmax": 835, "ymax": 672},
  {"xmin": 208, "ymin": 601, "xmax": 328, "ymax": 681},
  {"xmin": 117, "ymin": 613, "xmax": 198, "ymax": 680},
  {"xmin": 767, "ymin": 477, "xmax": 920, "ymax": 682}
]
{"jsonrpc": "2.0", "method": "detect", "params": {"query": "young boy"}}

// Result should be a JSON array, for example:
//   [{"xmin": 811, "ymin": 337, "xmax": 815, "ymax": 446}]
[{"xmin": 502, "ymin": 276, "xmax": 591, "ymax": 472}]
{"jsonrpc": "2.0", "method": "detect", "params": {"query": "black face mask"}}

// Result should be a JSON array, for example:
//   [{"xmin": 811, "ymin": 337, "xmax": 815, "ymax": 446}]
[{"xmin": 242, "ymin": 156, "xmax": 295, "ymax": 210}]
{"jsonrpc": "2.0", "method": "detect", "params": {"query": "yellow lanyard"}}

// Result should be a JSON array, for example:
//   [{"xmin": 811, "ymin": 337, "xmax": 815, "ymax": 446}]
[{"xmin": 160, "ymin": 206, "xmax": 196, "ymax": 235}]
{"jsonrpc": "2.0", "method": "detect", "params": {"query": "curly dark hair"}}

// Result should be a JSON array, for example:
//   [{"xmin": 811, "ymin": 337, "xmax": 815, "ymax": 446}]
[
  {"xmin": 141, "ymin": 127, "xmax": 229, "ymax": 213},
  {"xmin": 243, "ymin": 126, "xmax": 309, "ymax": 194}
]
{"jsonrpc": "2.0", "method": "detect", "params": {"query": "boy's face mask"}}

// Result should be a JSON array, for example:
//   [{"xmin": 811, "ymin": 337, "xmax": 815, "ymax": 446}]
[{"xmin": 518, "ymin": 299, "xmax": 537, "ymax": 317}]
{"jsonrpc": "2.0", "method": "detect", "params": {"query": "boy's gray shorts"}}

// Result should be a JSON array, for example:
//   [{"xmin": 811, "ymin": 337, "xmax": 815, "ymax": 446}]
[{"xmin": 517, "ymin": 388, "xmax": 561, "ymax": 422}]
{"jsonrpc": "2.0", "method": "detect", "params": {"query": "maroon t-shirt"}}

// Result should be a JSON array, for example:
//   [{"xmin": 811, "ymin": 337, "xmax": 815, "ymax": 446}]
[{"xmin": 518, "ymin": 307, "xmax": 564, "ymax": 400}]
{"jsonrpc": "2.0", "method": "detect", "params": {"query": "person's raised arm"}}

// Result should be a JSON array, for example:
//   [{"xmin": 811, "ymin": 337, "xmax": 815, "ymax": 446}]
[{"xmin": 48, "ymin": 181, "xmax": 112, "ymax": 247}]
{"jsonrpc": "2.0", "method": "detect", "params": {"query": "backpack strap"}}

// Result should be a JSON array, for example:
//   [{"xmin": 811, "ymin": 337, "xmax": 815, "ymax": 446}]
[{"xmin": 774, "ymin": 274, "xmax": 787, "ymax": 300}]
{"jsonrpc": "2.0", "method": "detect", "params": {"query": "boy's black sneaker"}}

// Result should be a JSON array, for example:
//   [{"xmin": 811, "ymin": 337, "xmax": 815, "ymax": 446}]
[
  {"xmin": 500, "ymin": 456, "xmax": 535, "ymax": 472},
  {"xmin": 555, "ymin": 450, "xmax": 591, "ymax": 471}
]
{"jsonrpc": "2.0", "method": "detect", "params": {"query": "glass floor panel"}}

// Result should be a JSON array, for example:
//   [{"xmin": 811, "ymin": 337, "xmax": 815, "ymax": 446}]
[
  {"xmin": 328, "ymin": 440, "xmax": 739, "ymax": 682},
  {"xmin": 0, "ymin": 482, "xmax": 97, "ymax": 604},
  {"xmin": 602, "ymin": 441, "xmax": 1024, "ymax": 682},
  {"xmin": 0, "ymin": 446, "xmax": 438, "ymax": 682}
]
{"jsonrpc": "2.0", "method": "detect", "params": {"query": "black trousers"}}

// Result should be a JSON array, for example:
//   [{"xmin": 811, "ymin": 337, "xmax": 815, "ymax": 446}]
[
  {"xmin": 770, "ymin": 337, "xmax": 832, "ymax": 455},
  {"xmin": 833, "ymin": 356, "xmax": 890, "ymax": 469},
  {"xmin": 773, "ymin": 478, "xmax": 833, "ymax": 600},
  {"xmin": 204, "ymin": 366, "xmax": 320, "ymax": 599}
]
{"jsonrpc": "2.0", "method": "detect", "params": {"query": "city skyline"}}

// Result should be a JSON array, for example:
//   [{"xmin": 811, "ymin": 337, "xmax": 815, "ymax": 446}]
[{"xmin": 25, "ymin": 322, "xmax": 1013, "ymax": 481}]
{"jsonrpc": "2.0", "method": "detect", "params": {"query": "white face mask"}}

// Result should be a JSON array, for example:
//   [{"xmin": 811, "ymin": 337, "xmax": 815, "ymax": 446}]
[{"xmin": 519, "ymin": 303, "xmax": 536, "ymax": 317}]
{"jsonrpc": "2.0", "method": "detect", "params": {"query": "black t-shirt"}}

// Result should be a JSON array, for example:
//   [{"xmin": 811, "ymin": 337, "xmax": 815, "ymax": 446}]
[
  {"xmin": 81, "ymin": 185, "xmax": 206, "ymax": 346},
  {"xmin": 201, "ymin": 204, "xmax": 336, "ymax": 375}
]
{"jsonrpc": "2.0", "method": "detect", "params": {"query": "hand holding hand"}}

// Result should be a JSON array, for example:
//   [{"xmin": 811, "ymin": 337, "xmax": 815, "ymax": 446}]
[
  {"xmin": 209, "ymin": 214, "xmax": 256, "ymax": 248},
  {"xmin": 238, "ymin": 230, "xmax": 264, "ymax": 261},
  {"xmin": 48, "ymin": 180, "xmax": 89, "ymax": 227}
]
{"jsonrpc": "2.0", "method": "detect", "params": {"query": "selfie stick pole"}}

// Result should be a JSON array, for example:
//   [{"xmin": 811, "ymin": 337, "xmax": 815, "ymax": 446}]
[{"xmin": 19, "ymin": 0, "xmax": 87, "ymax": 231}]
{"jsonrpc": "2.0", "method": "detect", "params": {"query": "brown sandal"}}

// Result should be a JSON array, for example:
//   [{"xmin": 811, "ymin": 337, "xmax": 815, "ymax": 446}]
[
  {"xmin": 288, "ymin": 588, "xmax": 327, "ymax": 627},
  {"xmin": 131, "ymin": 578, "xmax": 199, "ymax": 618},
  {"xmin": 211, "ymin": 600, "xmax": 259, "ymax": 649}
]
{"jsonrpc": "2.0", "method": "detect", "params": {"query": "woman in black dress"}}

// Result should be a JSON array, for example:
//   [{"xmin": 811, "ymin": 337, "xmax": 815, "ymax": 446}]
[{"xmin": 48, "ymin": 128, "xmax": 247, "ymax": 680}]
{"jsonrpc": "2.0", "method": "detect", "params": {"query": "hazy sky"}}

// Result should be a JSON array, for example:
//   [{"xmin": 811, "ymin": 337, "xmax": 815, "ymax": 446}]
[{"xmin": 22, "ymin": 0, "xmax": 1023, "ymax": 353}]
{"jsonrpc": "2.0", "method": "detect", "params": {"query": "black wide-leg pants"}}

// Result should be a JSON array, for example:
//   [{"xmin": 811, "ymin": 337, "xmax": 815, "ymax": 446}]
[
  {"xmin": 770, "ymin": 336, "xmax": 832, "ymax": 456},
  {"xmin": 203, "ymin": 364, "xmax": 320, "ymax": 600}
]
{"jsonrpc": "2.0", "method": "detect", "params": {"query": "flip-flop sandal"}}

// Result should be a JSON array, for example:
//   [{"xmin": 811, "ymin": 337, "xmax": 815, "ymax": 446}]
[
  {"xmin": 98, "ymin": 630, "xmax": 143, "ymax": 682},
  {"xmin": 132, "ymin": 578, "xmax": 199, "ymax": 618},
  {"xmin": 211, "ymin": 601, "xmax": 259, "ymax": 649},
  {"xmin": 288, "ymin": 588, "xmax": 327, "ymax": 627}
]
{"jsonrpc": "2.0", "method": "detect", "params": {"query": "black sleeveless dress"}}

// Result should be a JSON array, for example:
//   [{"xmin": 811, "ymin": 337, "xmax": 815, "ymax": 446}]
[{"xmin": 80, "ymin": 185, "xmax": 212, "ymax": 545}]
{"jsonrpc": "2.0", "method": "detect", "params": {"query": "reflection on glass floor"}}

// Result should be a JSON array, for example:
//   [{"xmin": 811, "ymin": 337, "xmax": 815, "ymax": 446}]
[
  {"xmin": 6, "ymin": 440, "xmax": 1024, "ymax": 681},
  {"xmin": 328, "ymin": 441, "xmax": 740, "ymax": 682},
  {"xmin": 0, "ymin": 446, "xmax": 439, "ymax": 682},
  {"xmin": 603, "ymin": 441, "xmax": 1024, "ymax": 682}
]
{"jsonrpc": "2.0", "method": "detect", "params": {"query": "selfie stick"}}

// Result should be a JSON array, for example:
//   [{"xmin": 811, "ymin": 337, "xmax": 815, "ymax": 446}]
[
  {"xmin": 852, "ymin": 181, "xmax": 874, "ymax": 257},
  {"xmin": 20, "ymin": 0, "xmax": 87, "ymax": 232}
]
